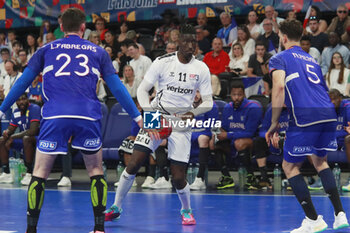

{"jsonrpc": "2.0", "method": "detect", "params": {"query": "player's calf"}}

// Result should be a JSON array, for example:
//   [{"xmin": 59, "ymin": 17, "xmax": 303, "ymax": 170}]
[{"xmin": 90, "ymin": 175, "xmax": 107, "ymax": 232}]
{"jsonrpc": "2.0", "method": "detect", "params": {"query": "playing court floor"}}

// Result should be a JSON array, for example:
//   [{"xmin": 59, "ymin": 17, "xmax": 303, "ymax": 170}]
[{"xmin": 1, "ymin": 183, "xmax": 350, "ymax": 233}]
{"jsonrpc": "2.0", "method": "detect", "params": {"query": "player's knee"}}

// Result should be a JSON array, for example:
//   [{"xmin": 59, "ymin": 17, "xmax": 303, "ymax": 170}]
[
  {"xmin": 198, "ymin": 135, "xmax": 209, "ymax": 148},
  {"xmin": 234, "ymin": 139, "xmax": 248, "ymax": 151},
  {"xmin": 23, "ymin": 135, "xmax": 35, "ymax": 145}
]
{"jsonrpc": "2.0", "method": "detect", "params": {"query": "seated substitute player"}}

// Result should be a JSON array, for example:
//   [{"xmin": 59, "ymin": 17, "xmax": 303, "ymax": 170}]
[
  {"xmin": 253, "ymin": 102, "xmax": 289, "ymax": 188},
  {"xmin": 215, "ymin": 81, "xmax": 263, "ymax": 190},
  {"xmin": 328, "ymin": 89, "xmax": 350, "ymax": 192},
  {"xmin": 266, "ymin": 20, "xmax": 349, "ymax": 233},
  {"xmin": 0, "ymin": 93, "xmax": 40, "ymax": 185},
  {"xmin": 189, "ymin": 91, "xmax": 218, "ymax": 190},
  {"xmin": 0, "ymin": 8, "xmax": 141, "ymax": 233},
  {"xmin": 105, "ymin": 24, "xmax": 213, "ymax": 225}
]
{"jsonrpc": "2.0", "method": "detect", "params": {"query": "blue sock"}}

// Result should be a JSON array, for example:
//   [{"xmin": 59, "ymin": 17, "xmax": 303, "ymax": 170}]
[
  {"xmin": 289, "ymin": 174, "xmax": 318, "ymax": 220},
  {"xmin": 319, "ymin": 168, "xmax": 344, "ymax": 215}
]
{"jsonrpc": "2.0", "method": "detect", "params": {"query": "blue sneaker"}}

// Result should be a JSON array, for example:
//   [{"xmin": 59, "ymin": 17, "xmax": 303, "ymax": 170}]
[
  {"xmin": 105, "ymin": 205, "xmax": 122, "ymax": 222},
  {"xmin": 308, "ymin": 178, "xmax": 323, "ymax": 191}
]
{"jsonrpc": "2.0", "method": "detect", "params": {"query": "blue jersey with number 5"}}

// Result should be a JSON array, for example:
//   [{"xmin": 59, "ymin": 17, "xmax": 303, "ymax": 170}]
[
  {"xmin": 27, "ymin": 35, "xmax": 116, "ymax": 121},
  {"xmin": 269, "ymin": 46, "xmax": 336, "ymax": 127}
]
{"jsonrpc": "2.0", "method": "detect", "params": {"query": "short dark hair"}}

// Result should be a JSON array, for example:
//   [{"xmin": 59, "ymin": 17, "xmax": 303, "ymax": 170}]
[
  {"xmin": 329, "ymin": 88, "xmax": 341, "ymax": 97},
  {"xmin": 1, "ymin": 47, "xmax": 9, "ymax": 54},
  {"xmin": 61, "ymin": 8, "xmax": 86, "ymax": 32},
  {"xmin": 12, "ymin": 40, "xmax": 22, "ymax": 47},
  {"xmin": 180, "ymin": 24, "xmax": 196, "ymax": 35},
  {"xmin": 230, "ymin": 80, "xmax": 245, "ymax": 91},
  {"xmin": 127, "ymin": 43, "xmax": 139, "ymax": 49},
  {"xmin": 19, "ymin": 49, "xmax": 27, "ymax": 55},
  {"xmin": 255, "ymin": 40, "xmax": 266, "ymax": 49},
  {"xmin": 279, "ymin": 20, "xmax": 303, "ymax": 41},
  {"xmin": 300, "ymin": 35, "xmax": 311, "ymax": 42},
  {"xmin": 120, "ymin": 39, "xmax": 134, "ymax": 47}
]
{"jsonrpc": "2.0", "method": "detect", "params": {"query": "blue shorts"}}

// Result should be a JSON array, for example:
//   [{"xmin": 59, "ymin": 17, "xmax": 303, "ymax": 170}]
[
  {"xmin": 37, "ymin": 118, "xmax": 102, "ymax": 154},
  {"xmin": 190, "ymin": 131, "xmax": 212, "ymax": 155},
  {"xmin": 284, "ymin": 122, "xmax": 337, "ymax": 163}
]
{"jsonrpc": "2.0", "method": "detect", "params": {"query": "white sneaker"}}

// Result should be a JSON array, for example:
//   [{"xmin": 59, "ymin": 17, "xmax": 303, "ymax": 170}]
[
  {"xmin": 114, "ymin": 179, "xmax": 137, "ymax": 187},
  {"xmin": 333, "ymin": 211, "xmax": 349, "ymax": 230},
  {"xmin": 21, "ymin": 173, "xmax": 32, "ymax": 186},
  {"xmin": 342, "ymin": 178, "xmax": 350, "ymax": 192},
  {"xmin": 57, "ymin": 176, "xmax": 71, "ymax": 187},
  {"xmin": 141, "ymin": 176, "xmax": 155, "ymax": 188},
  {"xmin": 290, "ymin": 215, "xmax": 327, "ymax": 233},
  {"xmin": 189, "ymin": 177, "xmax": 206, "ymax": 190},
  {"xmin": 149, "ymin": 177, "xmax": 172, "ymax": 189},
  {"xmin": 0, "ymin": 172, "xmax": 14, "ymax": 184}
]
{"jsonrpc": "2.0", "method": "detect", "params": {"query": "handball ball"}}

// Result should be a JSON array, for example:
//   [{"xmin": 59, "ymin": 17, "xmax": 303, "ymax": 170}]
[{"xmin": 156, "ymin": 117, "xmax": 172, "ymax": 139}]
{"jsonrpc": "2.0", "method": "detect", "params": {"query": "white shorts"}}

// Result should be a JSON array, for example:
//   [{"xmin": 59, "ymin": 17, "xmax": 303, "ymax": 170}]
[{"xmin": 134, "ymin": 128, "xmax": 191, "ymax": 164}]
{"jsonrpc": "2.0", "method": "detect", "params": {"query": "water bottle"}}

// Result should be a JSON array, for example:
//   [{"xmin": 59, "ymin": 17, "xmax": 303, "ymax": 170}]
[
  {"xmin": 238, "ymin": 165, "xmax": 247, "ymax": 189},
  {"xmin": 116, "ymin": 161, "xmax": 125, "ymax": 182},
  {"xmin": 187, "ymin": 163, "xmax": 193, "ymax": 184},
  {"xmin": 333, "ymin": 163, "xmax": 341, "ymax": 192},
  {"xmin": 9, "ymin": 157, "xmax": 14, "ymax": 180},
  {"xmin": 102, "ymin": 161, "xmax": 107, "ymax": 181},
  {"xmin": 192, "ymin": 163, "xmax": 199, "ymax": 182},
  {"xmin": 18, "ymin": 159, "xmax": 26, "ymax": 180},
  {"xmin": 13, "ymin": 159, "xmax": 20, "ymax": 185},
  {"xmin": 273, "ymin": 164, "xmax": 282, "ymax": 192}
]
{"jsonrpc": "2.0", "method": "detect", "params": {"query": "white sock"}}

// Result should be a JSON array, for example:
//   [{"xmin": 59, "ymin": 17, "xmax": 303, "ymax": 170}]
[
  {"xmin": 113, "ymin": 169, "xmax": 136, "ymax": 208},
  {"xmin": 176, "ymin": 183, "xmax": 191, "ymax": 210}
]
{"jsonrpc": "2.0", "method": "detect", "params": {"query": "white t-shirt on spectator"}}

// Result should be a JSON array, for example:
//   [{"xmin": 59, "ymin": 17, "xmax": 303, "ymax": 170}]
[
  {"xmin": 326, "ymin": 68, "xmax": 350, "ymax": 95},
  {"xmin": 228, "ymin": 55, "xmax": 249, "ymax": 73},
  {"xmin": 249, "ymin": 24, "xmax": 261, "ymax": 38},
  {"xmin": 0, "ymin": 62, "xmax": 7, "ymax": 78},
  {"xmin": 124, "ymin": 77, "xmax": 142, "ymax": 98},
  {"xmin": 130, "ymin": 55, "xmax": 152, "ymax": 80},
  {"xmin": 308, "ymin": 47, "xmax": 321, "ymax": 65}
]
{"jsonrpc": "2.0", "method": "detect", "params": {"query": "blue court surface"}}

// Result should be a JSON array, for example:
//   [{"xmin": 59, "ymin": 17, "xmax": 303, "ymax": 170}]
[{"xmin": 1, "ymin": 187, "xmax": 350, "ymax": 233}]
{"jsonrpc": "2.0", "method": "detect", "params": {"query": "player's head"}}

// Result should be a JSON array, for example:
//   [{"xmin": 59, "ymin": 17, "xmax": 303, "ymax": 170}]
[
  {"xmin": 16, "ymin": 93, "xmax": 29, "ymax": 112},
  {"xmin": 230, "ymin": 80, "xmax": 245, "ymax": 108},
  {"xmin": 278, "ymin": 20, "xmax": 303, "ymax": 47},
  {"xmin": 329, "ymin": 89, "xmax": 342, "ymax": 109},
  {"xmin": 178, "ymin": 24, "xmax": 196, "ymax": 61},
  {"xmin": 61, "ymin": 8, "xmax": 86, "ymax": 35}
]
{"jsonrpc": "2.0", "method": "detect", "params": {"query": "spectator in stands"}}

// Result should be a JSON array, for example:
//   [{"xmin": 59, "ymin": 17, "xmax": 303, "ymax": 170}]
[
  {"xmin": 39, "ymin": 20, "xmax": 51, "ymax": 46},
  {"xmin": 2, "ymin": 59, "xmax": 22, "ymax": 97},
  {"xmin": 321, "ymin": 32, "xmax": 350, "ymax": 75},
  {"xmin": 196, "ymin": 12, "xmax": 213, "ymax": 39},
  {"xmin": 228, "ymin": 43, "xmax": 249, "ymax": 76},
  {"xmin": 246, "ymin": 11, "xmax": 261, "ymax": 39},
  {"xmin": 232, "ymin": 25, "xmax": 255, "ymax": 57},
  {"xmin": 153, "ymin": 9, "xmax": 178, "ymax": 50},
  {"xmin": 286, "ymin": 10, "xmax": 297, "ymax": 21},
  {"xmin": 203, "ymin": 37, "xmax": 230, "ymax": 96},
  {"xmin": 26, "ymin": 34, "xmax": 38, "ymax": 61},
  {"xmin": 329, "ymin": 89, "xmax": 350, "ymax": 192},
  {"xmin": 217, "ymin": 12, "xmax": 237, "ymax": 47},
  {"xmin": 165, "ymin": 42, "xmax": 177, "ymax": 54},
  {"xmin": 95, "ymin": 17, "xmax": 108, "ymax": 41},
  {"xmin": 305, "ymin": 6, "xmax": 328, "ymax": 34},
  {"xmin": 300, "ymin": 35, "xmax": 321, "ymax": 64},
  {"xmin": 326, "ymin": 52, "xmax": 350, "ymax": 96},
  {"xmin": 54, "ymin": 14, "xmax": 64, "ymax": 39},
  {"xmin": 128, "ymin": 43, "xmax": 152, "ymax": 80},
  {"xmin": 247, "ymin": 41, "xmax": 272, "ymax": 93},
  {"xmin": 117, "ymin": 21, "xmax": 129, "ymax": 43},
  {"xmin": 215, "ymin": 81, "xmax": 263, "ymax": 189},
  {"xmin": 168, "ymin": 29, "xmax": 180, "ymax": 48},
  {"xmin": 0, "ymin": 48, "xmax": 10, "ymax": 77},
  {"xmin": 88, "ymin": 31, "xmax": 103, "ymax": 47},
  {"xmin": 6, "ymin": 30, "xmax": 17, "ymax": 54},
  {"xmin": 260, "ymin": 5, "xmax": 284, "ymax": 34},
  {"xmin": 189, "ymin": 92, "xmax": 218, "ymax": 190},
  {"xmin": 103, "ymin": 30, "xmax": 120, "ymax": 60},
  {"xmin": 308, "ymin": 16, "xmax": 329, "ymax": 53},
  {"xmin": 117, "ymin": 39, "xmax": 133, "ymax": 77},
  {"xmin": 195, "ymin": 26, "xmax": 211, "ymax": 55},
  {"xmin": 45, "ymin": 32, "xmax": 56, "ymax": 44},
  {"xmin": 104, "ymin": 45, "xmax": 119, "ymax": 72},
  {"xmin": 126, "ymin": 30, "xmax": 146, "ymax": 55},
  {"xmin": 122, "ymin": 65, "xmax": 141, "ymax": 98},
  {"xmin": 0, "ymin": 93, "xmax": 40, "ymax": 185},
  {"xmin": 18, "ymin": 49, "xmax": 28, "ymax": 72},
  {"xmin": 326, "ymin": 4, "xmax": 350, "ymax": 43},
  {"xmin": 11, "ymin": 41, "xmax": 22, "ymax": 64},
  {"xmin": 28, "ymin": 75, "xmax": 43, "ymax": 105},
  {"xmin": 253, "ymin": 103, "xmax": 289, "ymax": 189},
  {"xmin": 257, "ymin": 18, "xmax": 279, "ymax": 50}
]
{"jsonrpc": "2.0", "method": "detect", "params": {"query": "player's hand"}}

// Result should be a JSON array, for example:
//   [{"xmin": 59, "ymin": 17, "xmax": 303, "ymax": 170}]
[
  {"xmin": 180, "ymin": 112, "xmax": 194, "ymax": 121},
  {"xmin": 265, "ymin": 121, "xmax": 279, "ymax": 146},
  {"xmin": 217, "ymin": 131, "xmax": 227, "ymax": 141},
  {"xmin": 2, "ymin": 129, "xmax": 9, "ymax": 139},
  {"xmin": 137, "ymin": 118, "xmax": 143, "ymax": 129},
  {"xmin": 271, "ymin": 132, "xmax": 280, "ymax": 149},
  {"xmin": 145, "ymin": 129, "xmax": 161, "ymax": 141}
]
